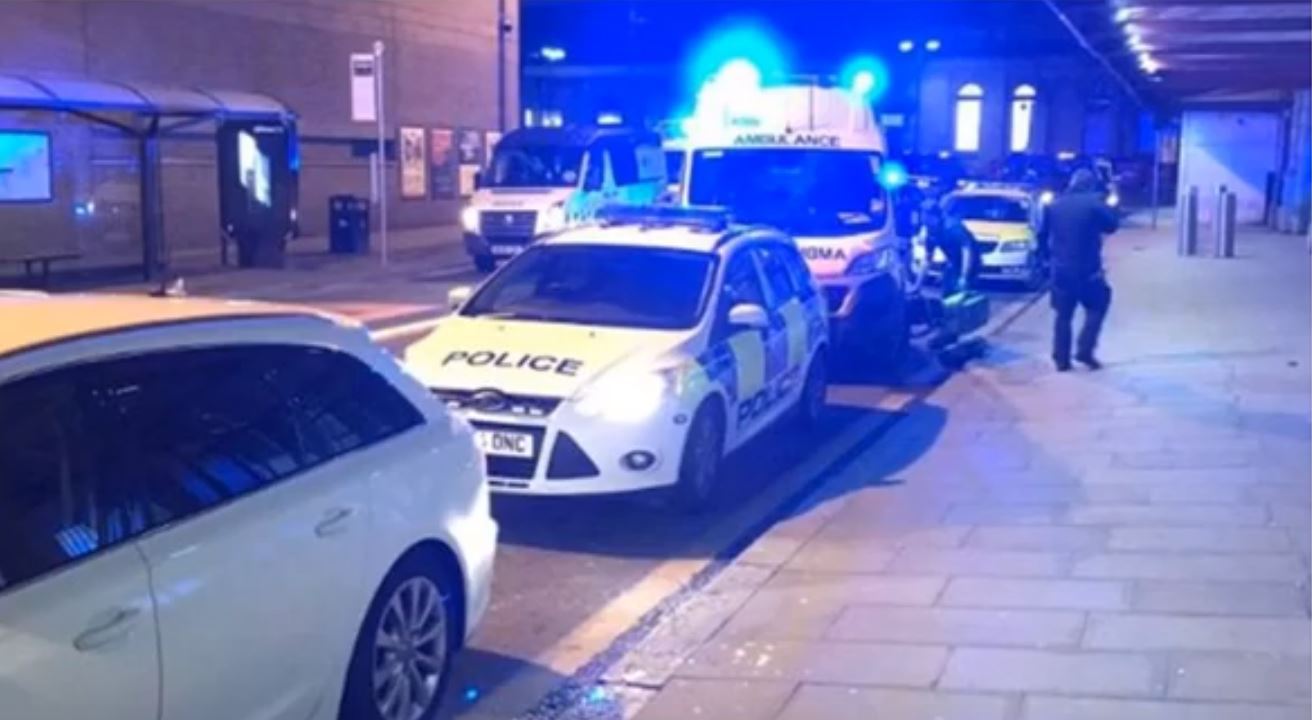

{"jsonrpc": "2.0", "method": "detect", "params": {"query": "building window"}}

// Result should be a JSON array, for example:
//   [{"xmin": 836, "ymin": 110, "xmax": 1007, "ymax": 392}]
[
  {"xmin": 954, "ymin": 84, "xmax": 984, "ymax": 153},
  {"xmin": 1010, "ymin": 84, "xmax": 1037, "ymax": 153}
]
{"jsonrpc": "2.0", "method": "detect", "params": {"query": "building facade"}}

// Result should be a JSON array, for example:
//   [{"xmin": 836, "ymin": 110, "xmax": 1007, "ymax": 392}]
[{"xmin": 0, "ymin": 0, "xmax": 518, "ymax": 278}]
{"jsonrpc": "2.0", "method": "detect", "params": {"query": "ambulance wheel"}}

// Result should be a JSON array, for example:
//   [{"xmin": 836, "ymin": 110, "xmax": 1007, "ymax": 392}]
[
  {"xmin": 473, "ymin": 254, "xmax": 496, "ymax": 273},
  {"xmin": 674, "ymin": 401, "xmax": 726, "ymax": 512},
  {"xmin": 796, "ymin": 350, "xmax": 828, "ymax": 431}
]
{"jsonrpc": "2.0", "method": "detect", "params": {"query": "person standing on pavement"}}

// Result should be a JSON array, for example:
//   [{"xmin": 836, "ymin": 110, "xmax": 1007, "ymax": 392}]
[{"xmin": 1040, "ymin": 168, "xmax": 1119, "ymax": 371}]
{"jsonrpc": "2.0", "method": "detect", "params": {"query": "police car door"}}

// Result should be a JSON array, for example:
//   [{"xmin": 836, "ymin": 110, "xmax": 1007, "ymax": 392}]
[
  {"xmin": 751, "ymin": 242, "xmax": 810, "ymax": 424},
  {"xmin": 715, "ymin": 247, "xmax": 775, "ymax": 448}
]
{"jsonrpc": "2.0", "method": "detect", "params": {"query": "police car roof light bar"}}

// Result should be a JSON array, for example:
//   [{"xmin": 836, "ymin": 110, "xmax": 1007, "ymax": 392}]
[{"xmin": 596, "ymin": 204, "xmax": 732, "ymax": 233}]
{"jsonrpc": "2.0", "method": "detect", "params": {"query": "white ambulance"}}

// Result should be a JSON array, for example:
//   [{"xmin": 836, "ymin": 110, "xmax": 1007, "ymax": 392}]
[{"xmin": 675, "ymin": 82, "xmax": 911, "ymax": 374}]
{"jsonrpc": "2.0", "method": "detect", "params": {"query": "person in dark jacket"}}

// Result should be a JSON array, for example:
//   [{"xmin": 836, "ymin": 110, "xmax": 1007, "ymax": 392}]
[
  {"xmin": 923, "ymin": 199, "xmax": 980, "ymax": 295},
  {"xmin": 1039, "ymin": 168, "xmax": 1119, "ymax": 371}
]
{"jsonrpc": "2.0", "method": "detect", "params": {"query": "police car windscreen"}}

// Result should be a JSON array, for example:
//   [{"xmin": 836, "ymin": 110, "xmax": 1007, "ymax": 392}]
[
  {"xmin": 462, "ymin": 245, "xmax": 714, "ymax": 330},
  {"xmin": 688, "ymin": 149, "xmax": 887, "ymax": 237},
  {"xmin": 486, "ymin": 145, "xmax": 584, "ymax": 188},
  {"xmin": 946, "ymin": 196, "xmax": 1029, "ymax": 223}
]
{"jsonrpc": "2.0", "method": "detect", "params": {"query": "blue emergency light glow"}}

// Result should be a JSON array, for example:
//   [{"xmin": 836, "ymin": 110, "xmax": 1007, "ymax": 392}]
[
  {"xmin": 879, "ymin": 161, "xmax": 909, "ymax": 190},
  {"xmin": 839, "ymin": 56, "xmax": 890, "ymax": 101},
  {"xmin": 684, "ymin": 21, "xmax": 789, "ymax": 95}
]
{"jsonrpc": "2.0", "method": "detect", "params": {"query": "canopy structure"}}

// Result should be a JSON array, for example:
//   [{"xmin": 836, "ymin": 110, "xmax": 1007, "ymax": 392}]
[
  {"xmin": 0, "ymin": 74, "xmax": 292, "ymax": 122},
  {"xmin": 0, "ymin": 74, "xmax": 296, "ymax": 282}
]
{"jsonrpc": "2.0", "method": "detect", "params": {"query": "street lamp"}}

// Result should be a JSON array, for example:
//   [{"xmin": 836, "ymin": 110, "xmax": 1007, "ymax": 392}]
[
  {"xmin": 898, "ymin": 39, "xmax": 915, "ymax": 53},
  {"xmin": 541, "ymin": 46, "xmax": 566, "ymax": 62},
  {"xmin": 925, "ymin": 38, "xmax": 942, "ymax": 52}
]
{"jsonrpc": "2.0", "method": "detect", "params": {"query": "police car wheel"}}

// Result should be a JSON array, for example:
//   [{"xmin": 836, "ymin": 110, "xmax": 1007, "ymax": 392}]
[
  {"xmin": 796, "ymin": 351, "xmax": 828, "ymax": 430},
  {"xmin": 473, "ymin": 254, "xmax": 496, "ymax": 273},
  {"xmin": 674, "ymin": 402, "xmax": 726, "ymax": 511}
]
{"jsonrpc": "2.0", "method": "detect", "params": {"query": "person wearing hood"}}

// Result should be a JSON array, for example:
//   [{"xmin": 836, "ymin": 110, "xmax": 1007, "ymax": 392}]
[{"xmin": 1039, "ymin": 168, "xmax": 1119, "ymax": 371}]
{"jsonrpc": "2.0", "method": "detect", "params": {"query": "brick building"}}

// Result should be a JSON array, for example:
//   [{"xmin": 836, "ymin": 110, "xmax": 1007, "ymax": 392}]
[{"xmin": 0, "ymin": 0, "xmax": 518, "ymax": 278}]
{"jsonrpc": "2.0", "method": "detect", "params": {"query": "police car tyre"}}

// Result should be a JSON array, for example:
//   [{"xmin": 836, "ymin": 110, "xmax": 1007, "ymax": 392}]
[
  {"xmin": 675, "ymin": 400, "xmax": 726, "ymax": 511},
  {"xmin": 341, "ymin": 552, "xmax": 459, "ymax": 720},
  {"xmin": 796, "ymin": 350, "xmax": 828, "ymax": 430},
  {"xmin": 473, "ymin": 254, "xmax": 496, "ymax": 273}
]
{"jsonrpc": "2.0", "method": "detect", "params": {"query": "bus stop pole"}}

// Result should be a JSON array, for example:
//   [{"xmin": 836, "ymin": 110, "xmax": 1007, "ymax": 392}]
[{"xmin": 374, "ymin": 40, "xmax": 389, "ymax": 268}]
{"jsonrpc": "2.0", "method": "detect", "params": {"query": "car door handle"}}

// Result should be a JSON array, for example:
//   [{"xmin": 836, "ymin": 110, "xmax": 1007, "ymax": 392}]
[
  {"xmin": 314, "ymin": 507, "xmax": 356, "ymax": 538},
  {"xmin": 73, "ymin": 607, "xmax": 142, "ymax": 652}
]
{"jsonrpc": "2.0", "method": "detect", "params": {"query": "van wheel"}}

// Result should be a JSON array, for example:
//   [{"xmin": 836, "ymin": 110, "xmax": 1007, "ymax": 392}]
[
  {"xmin": 473, "ymin": 254, "xmax": 496, "ymax": 273},
  {"xmin": 340, "ymin": 554, "xmax": 458, "ymax": 720},
  {"xmin": 674, "ymin": 401, "xmax": 726, "ymax": 512}
]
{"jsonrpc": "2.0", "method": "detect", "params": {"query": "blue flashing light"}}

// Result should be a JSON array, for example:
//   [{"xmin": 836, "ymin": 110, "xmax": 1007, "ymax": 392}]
[
  {"xmin": 685, "ymin": 21, "xmax": 789, "ymax": 93},
  {"xmin": 852, "ymin": 71, "xmax": 876, "ymax": 96},
  {"xmin": 463, "ymin": 687, "xmax": 481, "ymax": 703},
  {"xmin": 840, "ymin": 55, "xmax": 890, "ymax": 101},
  {"xmin": 879, "ymin": 161, "xmax": 909, "ymax": 190}
]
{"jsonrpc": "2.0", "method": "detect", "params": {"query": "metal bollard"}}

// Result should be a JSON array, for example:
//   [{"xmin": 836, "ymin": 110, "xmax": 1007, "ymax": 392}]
[
  {"xmin": 1217, "ymin": 191, "xmax": 1238, "ymax": 258},
  {"xmin": 1178, "ymin": 186, "xmax": 1199, "ymax": 256}
]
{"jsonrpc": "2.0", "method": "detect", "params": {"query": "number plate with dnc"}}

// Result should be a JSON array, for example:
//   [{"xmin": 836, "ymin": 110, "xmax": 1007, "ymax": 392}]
[{"xmin": 476, "ymin": 430, "xmax": 534, "ymax": 458}]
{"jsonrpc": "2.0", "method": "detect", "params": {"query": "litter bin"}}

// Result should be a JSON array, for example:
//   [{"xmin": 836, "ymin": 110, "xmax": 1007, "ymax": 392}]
[{"xmin": 329, "ymin": 195, "xmax": 371, "ymax": 254}]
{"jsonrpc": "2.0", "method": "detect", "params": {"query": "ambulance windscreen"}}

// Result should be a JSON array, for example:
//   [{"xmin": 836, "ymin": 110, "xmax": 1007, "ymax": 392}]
[
  {"xmin": 485, "ymin": 145, "xmax": 585, "ymax": 188},
  {"xmin": 687, "ymin": 149, "xmax": 887, "ymax": 237},
  {"xmin": 462, "ymin": 245, "xmax": 715, "ymax": 330}
]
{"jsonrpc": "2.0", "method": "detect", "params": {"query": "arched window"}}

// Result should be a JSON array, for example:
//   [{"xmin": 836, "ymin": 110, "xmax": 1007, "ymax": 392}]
[
  {"xmin": 1010, "ymin": 84, "xmax": 1037, "ymax": 153},
  {"xmin": 954, "ymin": 83, "xmax": 984, "ymax": 152}
]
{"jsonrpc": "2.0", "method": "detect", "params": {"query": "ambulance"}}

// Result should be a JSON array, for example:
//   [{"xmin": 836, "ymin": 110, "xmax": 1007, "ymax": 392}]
[
  {"xmin": 460, "ymin": 126, "xmax": 666, "ymax": 271},
  {"xmin": 673, "ymin": 73, "xmax": 911, "ymax": 374},
  {"xmin": 404, "ymin": 205, "xmax": 829, "ymax": 509}
]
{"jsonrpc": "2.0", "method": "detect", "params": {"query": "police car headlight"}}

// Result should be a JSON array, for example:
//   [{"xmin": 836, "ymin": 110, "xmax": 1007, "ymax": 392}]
[
  {"xmin": 461, "ymin": 206, "xmax": 480, "ymax": 233},
  {"xmin": 845, "ymin": 247, "xmax": 898, "ymax": 276},
  {"xmin": 536, "ymin": 203, "xmax": 566, "ymax": 234},
  {"xmin": 575, "ymin": 370, "xmax": 668, "ymax": 423}
]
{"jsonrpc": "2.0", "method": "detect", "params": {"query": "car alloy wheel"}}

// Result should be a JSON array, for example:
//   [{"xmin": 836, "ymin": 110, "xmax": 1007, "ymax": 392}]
[{"xmin": 372, "ymin": 576, "xmax": 448, "ymax": 720}]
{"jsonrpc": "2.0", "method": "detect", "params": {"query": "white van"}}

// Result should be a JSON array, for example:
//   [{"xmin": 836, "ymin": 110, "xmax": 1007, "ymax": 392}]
[
  {"xmin": 677, "ymin": 83, "xmax": 911, "ymax": 373},
  {"xmin": 461, "ymin": 127, "xmax": 666, "ymax": 271}
]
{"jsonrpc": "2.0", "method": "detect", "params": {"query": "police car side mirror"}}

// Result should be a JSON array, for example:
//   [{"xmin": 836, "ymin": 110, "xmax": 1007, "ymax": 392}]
[
  {"xmin": 728, "ymin": 303, "xmax": 770, "ymax": 331},
  {"xmin": 448, "ymin": 285, "xmax": 473, "ymax": 311}
]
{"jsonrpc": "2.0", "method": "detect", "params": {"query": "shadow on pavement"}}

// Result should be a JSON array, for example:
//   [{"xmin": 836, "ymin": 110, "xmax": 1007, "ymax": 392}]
[{"xmin": 436, "ymin": 648, "xmax": 566, "ymax": 720}]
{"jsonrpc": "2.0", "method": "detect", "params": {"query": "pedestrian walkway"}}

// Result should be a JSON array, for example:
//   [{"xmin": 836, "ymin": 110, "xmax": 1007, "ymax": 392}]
[
  {"xmin": 96, "ymin": 224, "xmax": 476, "ymax": 328},
  {"xmin": 614, "ymin": 218, "xmax": 1312, "ymax": 720}
]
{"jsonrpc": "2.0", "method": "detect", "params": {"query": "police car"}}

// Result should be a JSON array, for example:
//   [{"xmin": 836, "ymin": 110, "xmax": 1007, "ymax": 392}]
[
  {"xmin": 915, "ymin": 183, "xmax": 1047, "ymax": 289},
  {"xmin": 404, "ymin": 206, "xmax": 829, "ymax": 508}
]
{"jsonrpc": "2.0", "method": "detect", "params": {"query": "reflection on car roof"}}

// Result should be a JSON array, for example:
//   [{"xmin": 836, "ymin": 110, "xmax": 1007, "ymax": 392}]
[{"xmin": 0, "ymin": 293, "xmax": 335, "ymax": 358}]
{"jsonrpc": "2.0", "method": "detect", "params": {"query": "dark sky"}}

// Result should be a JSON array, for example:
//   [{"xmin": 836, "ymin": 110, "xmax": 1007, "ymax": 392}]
[{"xmin": 522, "ymin": 0, "xmax": 1079, "ymax": 70}]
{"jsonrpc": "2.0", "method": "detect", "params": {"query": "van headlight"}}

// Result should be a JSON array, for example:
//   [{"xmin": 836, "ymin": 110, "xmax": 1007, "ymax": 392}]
[
  {"xmin": 845, "ymin": 246, "xmax": 898, "ymax": 276},
  {"xmin": 575, "ymin": 370, "xmax": 668, "ymax": 423},
  {"xmin": 536, "ymin": 203, "xmax": 567, "ymax": 234},
  {"xmin": 461, "ymin": 206, "xmax": 480, "ymax": 233}
]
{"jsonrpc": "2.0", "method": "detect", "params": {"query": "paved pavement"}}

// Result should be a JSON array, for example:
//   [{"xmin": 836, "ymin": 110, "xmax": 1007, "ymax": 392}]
[{"xmin": 564, "ymin": 221, "xmax": 1312, "ymax": 720}]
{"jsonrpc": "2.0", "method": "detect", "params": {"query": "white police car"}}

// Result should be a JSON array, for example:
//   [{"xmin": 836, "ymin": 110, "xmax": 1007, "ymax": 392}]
[{"xmin": 405, "ymin": 206, "xmax": 829, "ymax": 508}]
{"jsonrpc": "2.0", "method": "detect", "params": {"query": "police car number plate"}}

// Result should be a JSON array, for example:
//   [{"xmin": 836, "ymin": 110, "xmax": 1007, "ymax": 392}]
[
  {"xmin": 475, "ymin": 430, "xmax": 534, "ymax": 458},
  {"xmin": 490, "ymin": 245, "xmax": 521, "ymax": 257}
]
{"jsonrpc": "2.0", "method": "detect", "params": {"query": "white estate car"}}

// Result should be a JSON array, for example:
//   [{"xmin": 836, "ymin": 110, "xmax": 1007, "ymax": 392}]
[
  {"xmin": 405, "ymin": 206, "xmax": 830, "ymax": 508},
  {"xmin": 0, "ymin": 293, "xmax": 496, "ymax": 720}
]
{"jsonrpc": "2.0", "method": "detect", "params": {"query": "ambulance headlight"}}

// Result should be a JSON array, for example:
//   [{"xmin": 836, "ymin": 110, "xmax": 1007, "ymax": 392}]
[
  {"xmin": 575, "ymin": 370, "xmax": 668, "ymax": 423},
  {"xmin": 536, "ymin": 203, "xmax": 567, "ymax": 234},
  {"xmin": 461, "ymin": 206, "xmax": 480, "ymax": 233},
  {"xmin": 846, "ymin": 247, "xmax": 899, "ymax": 276}
]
